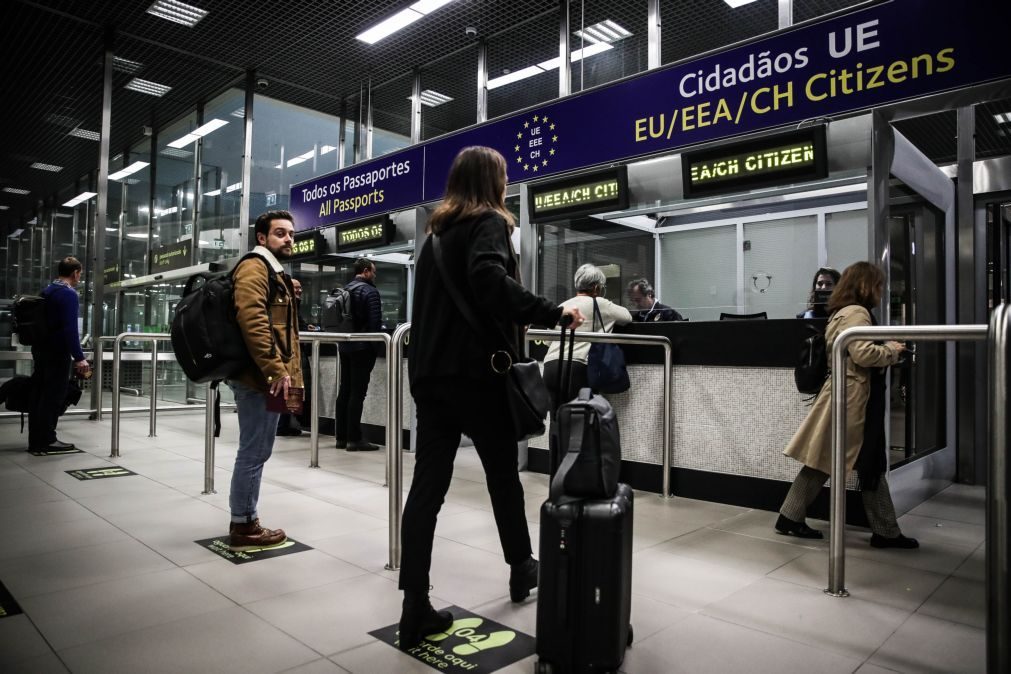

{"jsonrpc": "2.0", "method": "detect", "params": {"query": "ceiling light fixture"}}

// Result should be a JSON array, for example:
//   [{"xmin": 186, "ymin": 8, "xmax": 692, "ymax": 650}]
[
  {"xmin": 46, "ymin": 114, "xmax": 81, "ymax": 128},
  {"xmin": 2, "ymin": 187, "xmax": 30, "ymax": 195},
  {"xmin": 0, "ymin": 205, "xmax": 9, "ymax": 211},
  {"xmin": 724, "ymin": 0, "xmax": 760, "ymax": 7},
  {"xmin": 230, "ymin": 107, "xmax": 245, "ymax": 118},
  {"xmin": 225, "ymin": 182, "xmax": 242, "ymax": 193},
  {"xmin": 356, "ymin": 0, "xmax": 456, "ymax": 45},
  {"xmin": 124, "ymin": 78, "xmax": 172, "ymax": 97},
  {"xmin": 156, "ymin": 206, "xmax": 178, "ymax": 216},
  {"xmin": 8, "ymin": 228, "xmax": 24, "ymax": 237},
  {"xmin": 159, "ymin": 147, "xmax": 194, "ymax": 159},
  {"xmin": 146, "ymin": 0, "xmax": 208, "ymax": 27},
  {"xmin": 489, "ymin": 43, "xmax": 614, "ymax": 90},
  {"xmin": 410, "ymin": 89, "xmax": 454, "ymax": 107},
  {"xmin": 994, "ymin": 112, "xmax": 1011, "ymax": 124},
  {"xmin": 30, "ymin": 162, "xmax": 63, "ymax": 172},
  {"xmin": 112, "ymin": 56, "xmax": 143, "ymax": 73},
  {"xmin": 63, "ymin": 191, "xmax": 97, "ymax": 207},
  {"xmin": 68, "ymin": 127, "xmax": 101, "ymax": 141},
  {"xmin": 109, "ymin": 161, "xmax": 151, "ymax": 181},
  {"xmin": 203, "ymin": 188, "xmax": 221, "ymax": 197},
  {"xmin": 574, "ymin": 19, "xmax": 632, "ymax": 45},
  {"xmin": 167, "ymin": 118, "xmax": 228, "ymax": 148}
]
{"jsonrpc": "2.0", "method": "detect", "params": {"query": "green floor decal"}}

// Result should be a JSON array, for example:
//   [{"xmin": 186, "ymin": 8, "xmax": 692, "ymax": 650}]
[
  {"xmin": 370, "ymin": 606, "xmax": 535, "ymax": 672},
  {"xmin": 28, "ymin": 447, "xmax": 84, "ymax": 456},
  {"xmin": 66, "ymin": 466, "xmax": 137, "ymax": 480},
  {"xmin": 194, "ymin": 536, "xmax": 312, "ymax": 564}
]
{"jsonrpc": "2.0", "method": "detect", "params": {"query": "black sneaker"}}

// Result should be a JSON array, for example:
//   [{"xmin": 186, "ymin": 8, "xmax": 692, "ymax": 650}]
[
  {"xmin": 398, "ymin": 595, "xmax": 453, "ymax": 652},
  {"xmin": 335, "ymin": 439, "xmax": 347, "ymax": 449},
  {"xmin": 775, "ymin": 514, "xmax": 824, "ymax": 539},
  {"xmin": 347, "ymin": 441, "xmax": 379, "ymax": 452},
  {"xmin": 870, "ymin": 533, "xmax": 919, "ymax": 549},
  {"xmin": 509, "ymin": 558, "xmax": 539, "ymax": 602}
]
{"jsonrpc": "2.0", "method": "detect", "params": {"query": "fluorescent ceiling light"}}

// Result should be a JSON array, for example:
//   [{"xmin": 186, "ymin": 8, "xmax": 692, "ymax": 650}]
[
  {"xmin": 27, "ymin": 217, "xmax": 38, "ymax": 225},
  {"xmin": 30, "ymin": 162, "xmax": 63, "ymax": 172},
  {"xmin": 724, "ymin": 0, "xmax": 759, "ymax": 7},
  {"xmin": 46, "ymin": 114, "xmax": 81, "ymax": 128},
  {"xmin": 127, "ymin": 233, "xmax": 150, "ymax": 239},
  {"xmin": 112, "ymin": 56, "xmax": 143, "ymax": 73},
  {"xmin": 574, "ymin": 19, "xmax": 632, "ymax": 45},
  {"xmin": 320, "ymin": 145, "xmax": 337, "ymax": 154},
  {"xmin": 109, "ymin": 161, "xmax": 150, "ymax": 181},
  {"xmin": 225, "ymin": 182, "xmax": 242, "ymax": 193},
  {"xmin": 124, "ymin": 78, "xmax": 172, "ymax": 97},
  {"xmin": 356, "ymin": 0, "xmax": 455, "ymax": 44},
  {"xmin": 230, "ymin": 107, "xmax": 245, "ymax": 118},
  {"xmin": 106, "ymin": 228, "xmax": 119, "ymax": 232},
  {"xmin": 0, "ymin": 205, "xmax": 9, "ymax": 211},
  {"xmin": 491, "ymin": 43, "xmax": 613, "ymax": 90},
  {"xmin": 159, "ymin": 147, "xmax": 193, "ymax": 159},
  {"xmin": 411, "ymin": 89, "xmax": 454, "ymax": 107},
  {"xmin": 63, "ymin": 191, "xmax": 97, "ymax": 207},
  {"xmin": 68, "ymin": 127, "xmax": 101, "ymax": 141},
  {"xmin": 995, "ymin": 112, "xmax": 1011, "ymax": 124},
  {"xmin": 203, "ymin": 188, "xmax": 221, "ymax": 197},
  {"xmin": 146, "ymin": 0, "xmax": 208, "ymax": 27},
  {"xmin": 155, "ymin": 206, "xmax": 178, "ymax": 217},
  {"xmin": 8, "ymin": 228, "xmax": 24, "ymax": 237},
  {"xmin": 167, "ymin": 134, "xmax": 199, "ymax": 148},
  {"xmin": 167, "ymin": 118, "xmax": 228, "ymax": 148},
  {"xmin": 2, "ymin": 187, "xmax": 30, "ymax": 195}
]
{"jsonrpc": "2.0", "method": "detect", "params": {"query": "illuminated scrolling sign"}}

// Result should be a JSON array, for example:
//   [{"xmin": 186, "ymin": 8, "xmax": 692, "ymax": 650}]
[
  {"xmin": 290, "ymin": 230, "xmax": 324, "ymax": 259},
  {"xmin": 335, "ymin": 216, "xmax": 392, "ymax": 253},
  {"xmin": 529, "ymin": 167, "xmax": 629, "ymax": 222},
  {"xmin": 683, "ymin": 126, "xmax": 827, "ymax": 197}
]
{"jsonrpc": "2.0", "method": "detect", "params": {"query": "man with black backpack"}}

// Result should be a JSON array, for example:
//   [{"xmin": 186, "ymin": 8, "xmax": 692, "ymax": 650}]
[
  {"xmin": 28, "ymin": 256, "xmax": 89, "ymax": 452},
  {"xmin": 335, "ymin": 257, "xmax": 383, "ymax": 451},
  {"xmin": 225, "ymin": 210, "xmax": 303, "ymax": 551}
]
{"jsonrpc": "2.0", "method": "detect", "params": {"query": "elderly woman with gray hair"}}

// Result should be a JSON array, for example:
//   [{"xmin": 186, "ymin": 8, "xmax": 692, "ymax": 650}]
[{"xmin": 543, "ymin": 263, "xmax": 633, "ymax": 407}]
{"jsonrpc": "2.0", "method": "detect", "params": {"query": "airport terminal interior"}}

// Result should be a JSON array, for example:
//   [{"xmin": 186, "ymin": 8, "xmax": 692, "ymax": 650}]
[{"xmin": 0, "ymin": 0, "xmax": 1008, "ymax": 672}]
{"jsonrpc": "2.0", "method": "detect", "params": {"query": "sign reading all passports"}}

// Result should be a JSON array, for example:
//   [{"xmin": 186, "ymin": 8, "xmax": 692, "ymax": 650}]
[
  {"xmin": 683, "ymin": 126, "xmax": 827, "ymax": 197},
  {"xmin": 290, "ymin": 0, "xmax": 1011, "ymax": 231},
  {"xmin": 529, "ymin": 166, "xmax": 629, "ymax": 222},
  {"xmin": 150, "ymin": 239, "xmax": 192, "ymax": 273}
]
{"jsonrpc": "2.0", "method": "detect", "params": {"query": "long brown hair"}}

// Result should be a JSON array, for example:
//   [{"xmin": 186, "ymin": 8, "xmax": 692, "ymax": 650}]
[
  {"xmin": 827, "ymin": 261, "xmax": 884, "ymax": 313},
  {"xmin": 428, "ymin": 146, "xmax": 515, "ymax": 234}
]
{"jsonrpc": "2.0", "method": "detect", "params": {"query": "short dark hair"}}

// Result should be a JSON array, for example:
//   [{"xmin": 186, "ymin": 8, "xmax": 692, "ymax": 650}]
[
  {"xmin": 254, "ymin": 210, "xmax": 294, "ymax": 240},
  {"xmin": 354, "ymin": 257, "xmax": 375, "ymax": 275},
  {"xmin": 627, "ymin": 278, "xmax": 654, "ymax": 298},
  {"xmin": 57, "ymin": 256, "xmax": 82, "ymax": 277}
]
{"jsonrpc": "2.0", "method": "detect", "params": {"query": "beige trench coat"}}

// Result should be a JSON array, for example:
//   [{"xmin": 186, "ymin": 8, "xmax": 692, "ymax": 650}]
[{"xmin": 783, "ymin": 305, "xmax": 900, "ymax": 476}]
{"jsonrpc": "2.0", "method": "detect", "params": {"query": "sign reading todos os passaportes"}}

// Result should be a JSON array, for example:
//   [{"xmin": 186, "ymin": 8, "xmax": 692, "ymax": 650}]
[{"xmin": 289, "ymin": 0, "xmax": 1011, "ymax": 231}]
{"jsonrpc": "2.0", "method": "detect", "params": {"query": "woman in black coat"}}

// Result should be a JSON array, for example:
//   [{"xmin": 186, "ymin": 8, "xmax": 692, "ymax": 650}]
[{"xmin": 398, "ymin": 146, "xmax": 585, "ymax": 650}]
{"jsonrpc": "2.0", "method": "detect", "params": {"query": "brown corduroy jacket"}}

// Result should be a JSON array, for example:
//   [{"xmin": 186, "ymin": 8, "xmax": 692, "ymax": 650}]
[{"xmin": 229, "ymin": 246, "xmax": 302, "ymax": 393}]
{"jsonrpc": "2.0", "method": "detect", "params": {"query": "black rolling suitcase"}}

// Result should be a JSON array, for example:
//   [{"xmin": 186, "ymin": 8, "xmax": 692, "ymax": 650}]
[{"xmin": 536, "ymin": 327, "xmax": 633, "ymax": 674}]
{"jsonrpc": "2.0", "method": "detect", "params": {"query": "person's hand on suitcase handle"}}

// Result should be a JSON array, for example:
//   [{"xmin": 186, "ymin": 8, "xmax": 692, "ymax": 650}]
[{"xmin": 559, "ymin": 307, "xmax": 585, "ymax": 329}]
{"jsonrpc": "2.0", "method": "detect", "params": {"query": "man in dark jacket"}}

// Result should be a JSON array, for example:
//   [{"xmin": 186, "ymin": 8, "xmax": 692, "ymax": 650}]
[
  {"xmin": 29, "ymin": 256, "xmax": 90, "ymax": 452},
  {"xmin": 335, "ymin": 257, "xmax": 383, "ymax": 451},
  {"xmin": 627, "ymin": 278, "xmax": 685, "ymax": 322}
]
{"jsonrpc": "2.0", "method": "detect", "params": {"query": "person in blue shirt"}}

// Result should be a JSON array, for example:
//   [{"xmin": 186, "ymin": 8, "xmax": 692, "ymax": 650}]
[{"xmin": 30, "ymin": 256, "xmax": 90, "ymax": 451}]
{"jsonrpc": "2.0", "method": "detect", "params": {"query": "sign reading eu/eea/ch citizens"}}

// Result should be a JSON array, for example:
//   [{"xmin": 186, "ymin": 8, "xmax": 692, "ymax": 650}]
[{"xmin": 290, "ymin": 0, "xmax": 1011, "ymax": 232}]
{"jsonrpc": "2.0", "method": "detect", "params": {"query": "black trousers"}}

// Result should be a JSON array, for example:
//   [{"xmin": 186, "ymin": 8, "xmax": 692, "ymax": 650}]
[
  {"xmin": 399, "ymin": 377, "xmax": 532, "ymax": 592},
  {"xmin": 28, "ymin": 348, "xmax": 71, "ymax": 448},
  {"xmin": 335, "ymin": 350, "xmax": 377, "ymax": 442}
]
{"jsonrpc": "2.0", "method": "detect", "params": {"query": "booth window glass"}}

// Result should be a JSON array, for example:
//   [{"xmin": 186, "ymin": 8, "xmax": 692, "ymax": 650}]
[
  {"xmin": 197, "ymin": 88, "xmax": 245, "ymax": 263},
  {"xmin": 659, "ymin": 225, "xmax": 737, "ymax": 322},
  {"xmin": 422, "ymin": 48, "xmax": 478, "ymax": 141},
  {"xmin": 120, "ymin": 138, "xmax": 152, "ymax": 282},
  {"xmin": 742, "ymin": 215, "xmax": 819, "ymax": 319},
  {"xmin": 661, "ymin": 0, "xmax": 776, "ymax": 66},
  {"xmin": 570, "ymin": 0, "xmax": 648, "ymax": 92},
  {"xmin": 371, "ymin": 75, "xmax": 413, "ymax": 158},
  {"xmin": 794, "ymin": 0, "xmax": 868, "ymax": 22},
  {"xmin": 825, "ymin": 209, "xmax": 869, "ymax": 273},
  {"xmin": 488, "ymin": 7, "xmax": 561, "ymax": 120},
  {"xmin": 153, "ymin": 112, "xmax": 198, "ymax": 256}
]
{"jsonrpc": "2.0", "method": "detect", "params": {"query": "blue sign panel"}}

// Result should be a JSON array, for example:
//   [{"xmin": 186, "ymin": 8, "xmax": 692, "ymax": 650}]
[{"xmin": 291, "ymin": 0, "xmax": 1011, "ymax": 230}]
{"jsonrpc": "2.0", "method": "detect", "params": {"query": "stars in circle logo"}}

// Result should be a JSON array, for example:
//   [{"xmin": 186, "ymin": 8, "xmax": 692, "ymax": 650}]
[{"xmin": 514, "ymin": 113, "xmax": 558, "ymax": 174}]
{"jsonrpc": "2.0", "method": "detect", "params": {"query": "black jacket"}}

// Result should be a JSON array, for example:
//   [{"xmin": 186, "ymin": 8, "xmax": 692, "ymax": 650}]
[
  {"xmin": 339, "ymin": 277, "xmax": 383, "ymax": 354},
  {"xmin": 633, "ymin": 301, "xmax": 684, "ymax": 323},
  {"xmin": 409, "ymin": 211, "xmax": 562, "ymax": 392}
]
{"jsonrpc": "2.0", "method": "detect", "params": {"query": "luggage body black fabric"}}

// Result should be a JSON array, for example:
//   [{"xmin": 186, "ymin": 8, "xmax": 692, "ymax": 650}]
[
  {"xmin": 536, "ymin": 482, "xmax": 634, "ymax": 673},
  {"xmin": 12, "ymin": 295, "xmax": 46, "ymax": 346}
]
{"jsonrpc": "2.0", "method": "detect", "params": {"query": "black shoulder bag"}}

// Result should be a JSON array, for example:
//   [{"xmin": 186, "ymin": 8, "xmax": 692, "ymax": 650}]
[{"xmin": 431, "ymin": 234, "xmax": 551, "ymax": 442}]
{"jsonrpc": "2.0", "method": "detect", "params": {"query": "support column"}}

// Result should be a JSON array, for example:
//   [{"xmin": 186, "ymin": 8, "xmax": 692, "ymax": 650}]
[
  {"xmin": 90, "ymin": 28, "xmax": 113, "ymax": 414},
  {"xmin": 477, "ymin": 39, "xmax": 488, "ymax": 122},
  {"xmin": 647, "ymin": 0, "xmax": 661, "ymax": 69},
  {"xmin": 338, "ymin": 97, "xmax": 347, "ymax": 170},
  {"xmin": 558, "ymin": 0, "xmax": 570, "ymax": 97},
  {"xmin": 868, "ymin": 110, "xmax": 894, "ymax": 323},
  {"xmin": 778, "ymin": 0, "xmax": 793, "ymax": 29},
  {"xmin": 240, "ymin": 70, "xmax": 255, "ymax": 251},
  {"xmin": 365, "ymin": 80, "xmax": 374, "ymax": 160},
  {"xmin": 410, "ymin": 69, "xmax": 422, "ymax": 144},
  {"xmin": 190, "ymin": 103, "xmax": 204, "ymax": 266}
]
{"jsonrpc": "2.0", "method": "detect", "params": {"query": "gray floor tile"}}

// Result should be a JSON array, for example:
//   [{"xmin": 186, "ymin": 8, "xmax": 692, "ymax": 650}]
[
  {"xmin": 0, "ymin": 498, "xmax": 96, "ymax": 527},
  {"xmin": 952, "ymin": 544, "xmax": 985, "ymax": 582},
  {"xmin": 21, "ymin": 567, "xmax": 235, "ymax": 650},
  {"xmin": 907, "ymin": 484, "xmax": 985, "ymax": 525},
  {"xmin": 916, "ymin": 575, "xmax": 985, "ymax": 629},
  {"xmin": 631, "ymin": 548, "xmax": 763, "ymax": 611},
  {"xmin": 0, "ymin": 614, "xmax": 55, "ymax": 667},
  {"xmin": 330, "ymin": 640, "xmax": 444, "ymax": 674},
  {"xmin": 57, "ymin": 605, "xmax": 320, "ymax": 674},
  {"xmin": 869, "ymin": 613, "xmax": 984, "ymax": 674},
  {"xmin": 769, "ymin": 550, "xmax": 946, "ymax": 612},
  {"xmin": 425, "ymin": 536, "xmax": 521, "ymax": 607},
  {"xmin": 846, "ymin": 534, "xmax": 975, "ymax": 576},
  {"xmin": 310, "ymin": 525, "xmax": 402, "ymax": 577},
  {"xmin": 853, "ymin": 663, "xmax": 902, "ymax": 673},
  {"xmin": 0, "ymin": 481, "xmax": 69, "ymax": 509},
  {"xmin": 0, "ymin": 537, "xmax": 175, "ymax": 597},
  {"xmin": 621, "ymin": 613, "xmax": 861, "ymax": 674},
  {"xmin": 255, "ymin": 490, "xmax": 390, "ymax": 543},
  {"xmin": 284, "ymin": 659, "xmax": 351, "ymax": 673},
  {"xmin": 0, "ymin": 514, "xmax": 131, "ymax": 561},
  {"xmin": 246, "ymin": 573, "xmax": 403, "ymax": 657},
  {"xmin": 653, "ymin": 527, "xmax": 808, "ymax": 576},
  {"xmin": 7, "ymin": 650, "xmax": 71, "ymax": 673},
  {"xmin": 703, "ymin": 577, "xmax": 910, "ymax": 661},
  {"xmin": 711, "ymin": 509, "xmax": 831, "ymax": 551},
  {"xmin": 185, "ymin": 549, "xmax": 369, "ymax": 605},
  {"xmin": 468, "ymin": 595, "xmax": 540, "ymax": 637},
  {"xmin": 895, "ymin": 513, "xmax": 985, "ymax": 550}
]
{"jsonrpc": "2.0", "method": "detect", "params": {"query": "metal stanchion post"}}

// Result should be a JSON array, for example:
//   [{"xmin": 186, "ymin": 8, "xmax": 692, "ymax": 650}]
[
  {"xmin": 662, "ymin": 340, "xmax": 673, "ymax": 498},
  {"xmin": 310, "ymin": 340, "xmax": 321, "ymax": 468},
  {"xmin": 149, "ymin": 340, "xmax": 158, "ymax": 437},
  {"xmin": 387, "ymin": 324, "xmax": 409, "ymax": 571},
  {"xmin": 987, "ymin": 303, "xmax": 1010, "ymax": 673},
  {"xmin": 203, "ymin": 381, "xmax": 216, "ymax": 495},
  {"xmin": 94, "ymin": 339, "xmax": 105, "ymax": 421},
  {"xmin": 110, "ymin": 334, "xmax": 123, "ymax": 457}
]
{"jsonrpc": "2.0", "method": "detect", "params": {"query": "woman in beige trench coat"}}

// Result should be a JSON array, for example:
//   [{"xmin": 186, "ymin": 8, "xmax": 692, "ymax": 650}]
[{"xmin": 776, "ymin": 262, "xmax": 919, "ymax": 549}]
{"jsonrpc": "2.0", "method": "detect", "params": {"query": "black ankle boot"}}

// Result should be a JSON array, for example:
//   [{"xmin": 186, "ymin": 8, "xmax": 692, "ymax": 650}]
[
  {"xmin": 775, "ymin": 514, "xmax": 824, "ymax": 539},
  {"xmin": 398, "ymin": 593, "xmax": 453, "ymax": 652},
  {"xmin": 509, "ymin": 558, "xmax": 539, "ymax": 603}
]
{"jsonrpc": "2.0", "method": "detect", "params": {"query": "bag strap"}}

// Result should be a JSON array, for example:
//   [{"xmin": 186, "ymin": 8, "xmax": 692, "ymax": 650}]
[
  {"xmin": 548, "ymin": 405, "xmax": 589, "ymax": 505},
  {"xmin": 592, "ymin": 296, "xmax": 604, "ymax": 332},
  {"xmin": 431, "ymin": 234, "xmax": 520, "ymax": 365},
  {"xmin": 232, "ymin": 253, "xmax": 283, "ymax": 360},
  {"xmin": 210, "ymin": 380, "xmax": 222, "ymax": 438}
]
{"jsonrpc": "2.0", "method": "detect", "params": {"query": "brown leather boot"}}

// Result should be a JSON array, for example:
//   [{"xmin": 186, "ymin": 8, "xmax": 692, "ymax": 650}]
[{"xmin": 228, "ymin": 519, "xmax": 286, "ymax": 551}]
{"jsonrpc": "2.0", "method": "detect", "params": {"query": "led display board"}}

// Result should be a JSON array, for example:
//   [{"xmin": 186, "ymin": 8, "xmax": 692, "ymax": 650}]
[
  {"xmin": 335, "ymin": 215, "xmax": 393, "ymax": 253},
  {"xmin": 529, "ymin": 166, "xmax": 629, "ymax": 223},
  {"xmin": 682, "ymin": 126, "xmax": 827, "ymax": 197},
  {"xmin": 290, "ymin": 229, "xmax": 325, "ymax": 259}
]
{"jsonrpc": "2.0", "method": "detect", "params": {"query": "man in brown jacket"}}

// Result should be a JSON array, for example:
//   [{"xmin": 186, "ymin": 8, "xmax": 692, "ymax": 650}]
[{"xmin": 226, "ymin": 210, "xmax": 303, "ymax": 551}]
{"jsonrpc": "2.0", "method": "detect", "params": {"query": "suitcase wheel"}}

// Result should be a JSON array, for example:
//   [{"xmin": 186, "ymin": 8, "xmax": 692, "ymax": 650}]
[
  {"xmin": 535, "ymin": 660, "xmax": 554, "ymax": 674},
  {"xmin": 627, "ymin": 624, "xmax": 634, "ymax": 647}
]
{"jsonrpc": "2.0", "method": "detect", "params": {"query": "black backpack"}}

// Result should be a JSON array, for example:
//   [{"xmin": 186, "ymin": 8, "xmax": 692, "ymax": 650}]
[
  {"xmin": 12, "ymin": 295, "xmax": 47, "ymax": 346},
  {"xmin": 795, "ymin": 323, "xmax": 829, "ymax": 395},
  {"xmin": 320, "ymin": 280, "xmax": 361, "ymax": 332},
  {"xmin": 171, "ymin": 253, "xmax": 278, "ymax": 385},
  {"xmin": 0, "ymin": 374, "xmax": 83, "ymax": 432}
]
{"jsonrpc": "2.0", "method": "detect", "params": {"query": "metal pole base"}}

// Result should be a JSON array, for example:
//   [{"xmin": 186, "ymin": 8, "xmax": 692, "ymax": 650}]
[
  {"xmin": 824, "ymin": 588, "xmax": 850, "ymax": 598},
  {"xmin": 384, "ymin": 562, "xmax": 399, "ymax": 571},
  {"xmin": 201, "ymin": 489, "xmax": 217, "ymax": 495}
]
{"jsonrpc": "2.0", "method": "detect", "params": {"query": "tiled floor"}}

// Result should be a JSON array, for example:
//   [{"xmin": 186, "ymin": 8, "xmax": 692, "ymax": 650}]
[{"xmin": 0, "ymin": 412, "xmax": 987, "ymax": 673}]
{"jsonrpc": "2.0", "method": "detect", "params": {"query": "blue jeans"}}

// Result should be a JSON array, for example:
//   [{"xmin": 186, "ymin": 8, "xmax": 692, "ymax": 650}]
[{"xmin": 228, "ymin": 381, "xmax": 280, "ymax": 523}]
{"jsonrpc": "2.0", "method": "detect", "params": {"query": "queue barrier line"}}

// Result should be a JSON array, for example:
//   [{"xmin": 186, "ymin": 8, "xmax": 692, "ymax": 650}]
[
  {"xmin": 525, "ymin": 328, "xmax": 675, "ymax": 498},
  {"xmin": 110, "ymin": 333, "xmax": 172, "ymax": 457}
]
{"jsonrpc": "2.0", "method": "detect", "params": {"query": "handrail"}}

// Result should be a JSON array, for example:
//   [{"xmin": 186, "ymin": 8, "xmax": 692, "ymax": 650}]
[
  {"xmin": 526, "ymin": 328, "xmax": 675, "ymax": 498},
  {"xmin": 203, "ymin": 381, "xmax": 215, "ymax": 495},
  {"xmin": 299, "ymin": 332, "xmax": 393, "ymax": 469},
  {"xmin": 387, "ymin": 323, "xmax": 411, "ymax": 571},
  {"xmin": 987, "ymin": 304, "xmax": 1009, "ymax": 673},
  {"xmin": 110, "ymin": 332, "xmax": 171, "ymax": 457},
  {"xmin": 827, "ymin": 324, "xmax": 987, "ymax": 598}
]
